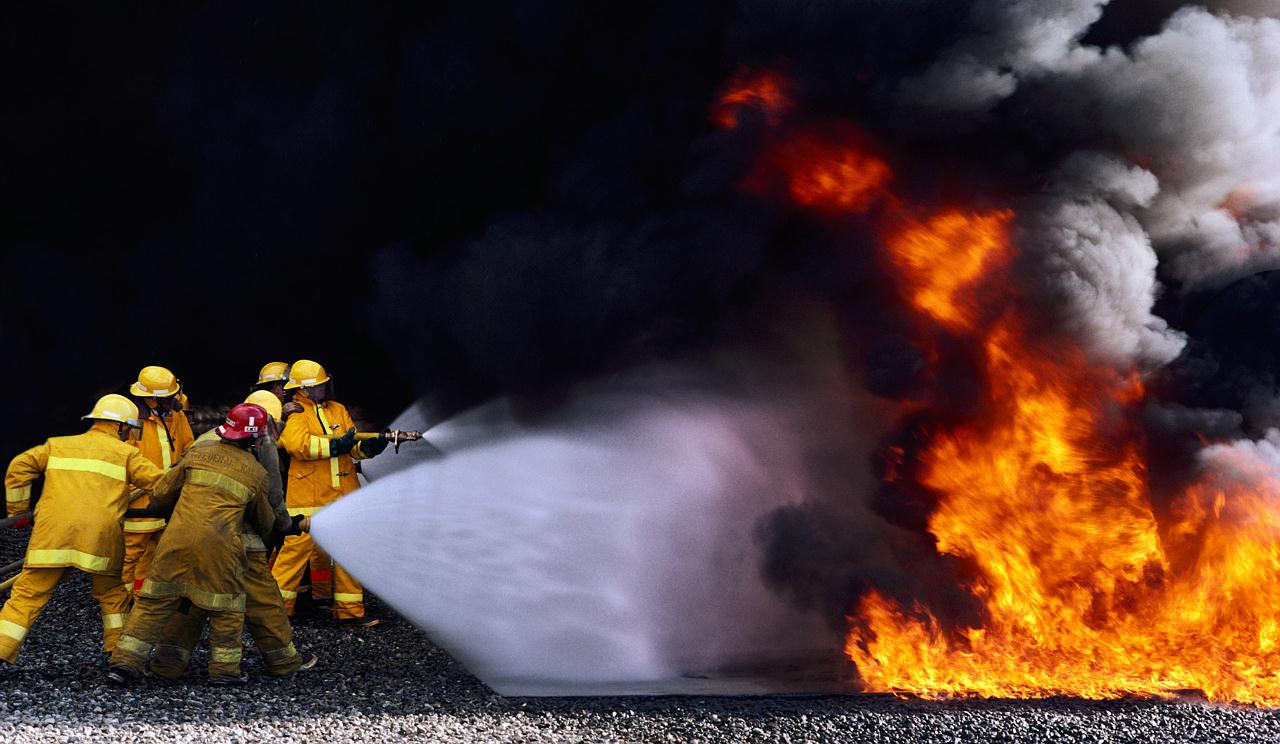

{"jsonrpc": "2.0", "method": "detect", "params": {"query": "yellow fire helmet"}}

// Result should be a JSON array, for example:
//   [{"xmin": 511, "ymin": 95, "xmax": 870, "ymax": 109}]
[
  {"xmin": 83, "ymin": 394, "xmax": 142, "ymax": 428},
  {"xmin": 256, "ymin": 361, "xmax": 289, "ymax": 385},
  {"xmin": 283, "ymin": 359, "xmax": 330, "ymax": 390},
  {"xmin": 244, "ymin": 390, "xmax": 284, "ymax": 421},
  {"xmin": 130, "ymin": 365, "xmax": 180, "ymax": 398}
]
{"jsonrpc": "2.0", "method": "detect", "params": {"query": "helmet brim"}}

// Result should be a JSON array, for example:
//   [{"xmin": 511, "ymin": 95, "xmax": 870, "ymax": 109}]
[
  {"xmin": 130, "ymin": 382, "xmax": 178, "ymax": 398},
  {"xmin": 283, "ymin": 375, "xmax": 330, "ymax": 390},
  {"xmin": 83, "ymin": 414, "xmax": 143, "ymax": 428},
  {"xmin": 216, "ymin": 425, "xmax": 259, "ymax": 441}
]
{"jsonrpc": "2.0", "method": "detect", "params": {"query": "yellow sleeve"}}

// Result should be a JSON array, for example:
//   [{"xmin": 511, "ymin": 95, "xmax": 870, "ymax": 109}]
[
  {"xmin": 146, "ymin": 457, "xmax": 187, "ymax": 516},
  {"xmin": 5, "ymin": 442, "xmax": 49, "ymax": 515},
  {"xmin": 172, "ymin": 412, "xmax": 196, "ymax": 456},
  {"xmin": 245, "ymin": 475, "xmax": 277, "ymax": 541},
  {"xmin": 340, "ymin": 404, "xmax": 374, "ymax": 461},
  {"xmin": 279, "ymin": 410, "xmax": 332, "ymax": 461},
  {"xmin": 126, "ymin": 448, "xmax": 165, "ymax": 492}
]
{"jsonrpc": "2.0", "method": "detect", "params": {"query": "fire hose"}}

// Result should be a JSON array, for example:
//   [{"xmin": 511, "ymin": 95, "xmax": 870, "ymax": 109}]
[
  {"xmin": 354, "ymin": 430, "xmax": 426, "ymax": 454},
  {"xmin": 0, "ymin": 557, "xmax": 24, "ymax": 591}
]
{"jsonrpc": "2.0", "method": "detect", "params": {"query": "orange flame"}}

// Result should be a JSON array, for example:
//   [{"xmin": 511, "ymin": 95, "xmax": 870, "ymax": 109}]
[
  {"xmin": 740, "ymin": 112, "xmax": 1280, "ymax": 704},
  {"xmin": 843, "ymin": 207, "xmax": 1280, "ymax": 705},
  {"xmin": 747, "ymin": 128, "xmax": 892, "ymax": 215},
  {"xmin": 849, "ymin": 415, "xmax": 1280, "ymax": 704},
  {"xmin": 885, "ymin": 210, "xmax": 1014, "ymax": 330},
  {"xmin": 714, "ymin": 69, "xmax": 792, "ymax": 129}
]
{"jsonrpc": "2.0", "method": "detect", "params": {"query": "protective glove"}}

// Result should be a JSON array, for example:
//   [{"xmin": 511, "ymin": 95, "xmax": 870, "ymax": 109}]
[
  {"xmin": 328, "ymin": 427, "xmax": 357, "ymax": 456},
  {"xmin": 359, "ymin": 436, "xmax": 389, "ymax": 457},
  {"xmin": 285, "ymin": 514, "xmax": 310, "ymax": 536},
  {"xmin": 9, "ymin": 517, "xmax": 30, "ymax": 529}
]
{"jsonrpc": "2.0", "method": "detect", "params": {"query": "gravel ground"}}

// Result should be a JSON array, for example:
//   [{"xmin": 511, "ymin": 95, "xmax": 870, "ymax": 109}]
[{"xmin": 3, "ymin": 531, "xmax": 1280, "ymax": 742}]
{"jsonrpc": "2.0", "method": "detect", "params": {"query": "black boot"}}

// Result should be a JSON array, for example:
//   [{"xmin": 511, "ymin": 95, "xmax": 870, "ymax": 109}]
[{"xmin": 105, "ymin": 664, "xmax": 137, "ymax": 686}]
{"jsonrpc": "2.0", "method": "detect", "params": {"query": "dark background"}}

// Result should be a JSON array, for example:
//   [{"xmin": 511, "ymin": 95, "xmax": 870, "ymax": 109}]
[
  {"xmin": 1, "ymin": 1, "xmax": 756, "ymax": 458},
  {"xmin": 0, "ymin": 0, "xmax": 1212, "ymax": 463}
]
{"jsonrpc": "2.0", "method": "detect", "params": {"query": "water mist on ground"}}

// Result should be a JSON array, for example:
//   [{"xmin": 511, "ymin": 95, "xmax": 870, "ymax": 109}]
[{"xmin": 312, "ymin": 364, "xmax": 877, "ymax": 695}]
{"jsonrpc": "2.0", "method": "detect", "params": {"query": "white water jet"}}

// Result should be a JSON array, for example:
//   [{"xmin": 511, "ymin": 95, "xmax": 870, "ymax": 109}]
[{"xmin": 312, "ymin": 380, "xmax": 848, "ymax": 695}]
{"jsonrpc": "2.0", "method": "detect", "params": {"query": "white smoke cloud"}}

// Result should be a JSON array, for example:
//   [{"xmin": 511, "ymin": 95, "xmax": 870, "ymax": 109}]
[
  {"xmin": 1197, "ymin": 428, "xmax": 1280, "ymax": 494},
  {"xmin": 1048, "ymin": 8, "xmax": 1280, "ymax": 289},
  {"xmin": 1018, "ymin": 152, "xmax": 1186, "ymax": 367},
  {"xmin": 897, "ymin": 0, "xmax": 1108, "ymax": 115}
]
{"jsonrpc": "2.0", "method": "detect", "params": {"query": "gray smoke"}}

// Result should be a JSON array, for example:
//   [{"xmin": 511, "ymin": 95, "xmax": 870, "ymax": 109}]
[{"xmin": 1016, "ymin": 151, "xmax": 1184, "ymax": 367}]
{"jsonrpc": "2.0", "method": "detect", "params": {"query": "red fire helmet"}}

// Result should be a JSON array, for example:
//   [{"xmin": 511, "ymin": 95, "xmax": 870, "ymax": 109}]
[{"xmin": 217, "ymin": 403, "xmax": 269, "ymax": 441}]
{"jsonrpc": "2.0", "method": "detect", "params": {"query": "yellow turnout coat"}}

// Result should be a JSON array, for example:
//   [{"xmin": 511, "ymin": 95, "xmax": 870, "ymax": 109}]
[
  {"xmin": 5, "ymin": 422, "xmax": 165, "ymax": 575},
  {"xmin": 278, "ymin": 396, "xmax": 374, "ymax": 517},
  {"xmin": 140, "ymin": 440, "xmax": 275, "ymax": 612}
]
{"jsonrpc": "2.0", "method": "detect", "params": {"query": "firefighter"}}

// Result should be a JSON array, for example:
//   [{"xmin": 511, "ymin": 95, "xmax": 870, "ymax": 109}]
[
  {"xmin": 123, "ymin": 365, "xmax": 195, "ymax": 593},
  {"xmin": 271, "ymin": 359, "xmax": 387, "ymax": 622},
  {"xmin": 147, "ymin": 391, "xmax": 317, "ymax": 678},
  {"xmin": 106, "ymin": 403, "xmax": 277, "ymax": 685},
  {"xmin": 0, "ymin": 395, "xmax": 164, "ymax": 664}
]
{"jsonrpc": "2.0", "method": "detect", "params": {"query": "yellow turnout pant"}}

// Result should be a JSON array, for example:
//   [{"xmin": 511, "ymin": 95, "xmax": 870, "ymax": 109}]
[
  {"xmin": 122, "ymin": 530, "xmax": 162, "ymax": 593},
  {"xmin": 271, "ymin": 533, "xmax": 364, "ymax": 620},
  {"xmin": 110, "ymin": 594, "xmax": 246, "ymax": 679},
  {"xmin": 149, "ymin": 550, "xmax": 301, "ymax": 678},
  {"xmin": 0, "ymin": 566, "xmax": 128, "ymax": 663}
]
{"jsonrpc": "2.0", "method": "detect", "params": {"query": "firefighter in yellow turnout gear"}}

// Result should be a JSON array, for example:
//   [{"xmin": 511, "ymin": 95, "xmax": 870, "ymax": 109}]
[
  {"xmin": 107, "ymin": 403, "xmax": 277, "ymax": 685},
  {"xmin": 123, "ymin": 365, "xmax": 195, "ymax": 593},
  {"xmin": 148, "ymin": 391, "xmax": 317, "ymax": 678},
  {"xmin": 0, "ymin": 395, "xmax": 164, "ymax": 664},
  {"xmin": 271, "ymin": 359, "xmax": 388, "ymax": 621}
]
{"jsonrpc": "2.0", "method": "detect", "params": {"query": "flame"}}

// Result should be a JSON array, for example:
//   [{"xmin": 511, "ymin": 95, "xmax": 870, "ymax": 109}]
[
  {"xmin": 843, "ymin": 207, "xmax": 1280, "ymax": 705},
  {"xmin": 885, "ymin": 210, "xmax": 1014, "ymax": 330},
  {"xmin": 719, "ymin": 74, "xmax": 889, "ymax": 213},
  {"xmin": 849, "ymin": 418, "xmax": 1280, "ymax": 704},
  {"xmin": 746, "ymin": 127, "xmax": 892, "ymax": 215},
  {"xmin": 735, "ymin": 108, "xmax": 1280, "ymax": 704},
  {"xmin": 714, "ymin": 69, "xmax": 792, "ymax": 129}
]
